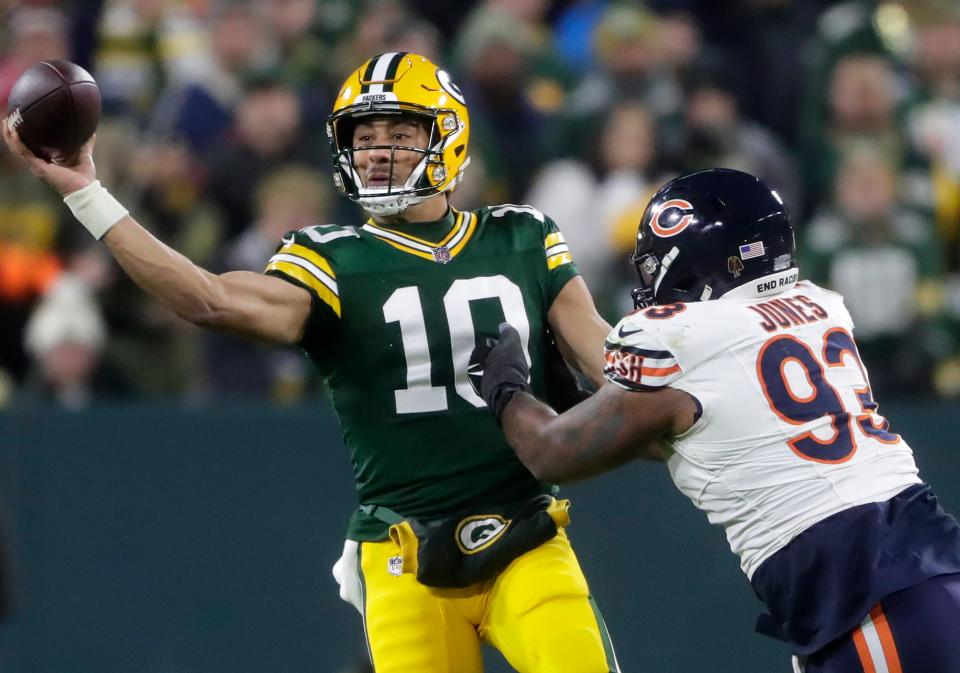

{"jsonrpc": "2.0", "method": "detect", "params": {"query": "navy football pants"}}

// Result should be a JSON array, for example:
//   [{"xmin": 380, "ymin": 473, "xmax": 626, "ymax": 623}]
[{"xmin": 795, "ymin": 573, "xmax": 960, "ymax": 673}]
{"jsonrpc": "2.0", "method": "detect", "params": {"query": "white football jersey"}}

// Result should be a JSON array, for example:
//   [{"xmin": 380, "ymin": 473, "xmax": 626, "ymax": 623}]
[{"xmin": 604, "ymin": 281, "xmax": 921, "ymax": 578}]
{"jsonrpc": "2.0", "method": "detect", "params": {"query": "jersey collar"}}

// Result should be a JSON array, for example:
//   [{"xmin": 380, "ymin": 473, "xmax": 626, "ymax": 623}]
[{"xmin": 362, "ymin": 208, "xmax": 477, "ymax": 263}]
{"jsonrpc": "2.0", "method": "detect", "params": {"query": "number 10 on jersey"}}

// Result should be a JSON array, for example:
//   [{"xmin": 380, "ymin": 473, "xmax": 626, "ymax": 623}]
[{"xmin": 382, "ymin": 276, "xmax": 531, "ymax": 414}]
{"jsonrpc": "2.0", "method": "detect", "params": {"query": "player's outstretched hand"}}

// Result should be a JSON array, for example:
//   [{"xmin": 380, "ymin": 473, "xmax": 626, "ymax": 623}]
[
  {"xmin": 2, "ymin": 116, "xmax": 96, "ymax": 196},
  {"xmin": 468, "ymin": 322, "xmax": 532, "ymax": 423}
]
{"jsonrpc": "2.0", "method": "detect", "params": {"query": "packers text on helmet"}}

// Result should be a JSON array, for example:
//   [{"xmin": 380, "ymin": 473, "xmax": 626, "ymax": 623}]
[{"xmin": 327, "ymin": 52, "xmax": 470, "ymax": 216}]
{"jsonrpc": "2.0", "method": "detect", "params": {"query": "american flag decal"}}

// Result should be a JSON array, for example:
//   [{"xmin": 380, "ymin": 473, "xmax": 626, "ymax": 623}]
[{"xmin": 739, "ymin": 241, "xmax": 765, "ymax": 260}]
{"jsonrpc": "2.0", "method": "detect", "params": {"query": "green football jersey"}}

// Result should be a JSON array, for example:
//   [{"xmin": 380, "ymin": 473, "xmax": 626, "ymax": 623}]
[{"xmin": 265, "ymin": 204, "xmax": 579, "ymax": 540}]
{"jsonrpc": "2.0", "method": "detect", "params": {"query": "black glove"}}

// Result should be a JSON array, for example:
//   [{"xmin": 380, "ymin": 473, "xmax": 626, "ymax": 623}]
[{"xmin": 468, "ymin": 322, "xmax": 532, "ymax": 422}]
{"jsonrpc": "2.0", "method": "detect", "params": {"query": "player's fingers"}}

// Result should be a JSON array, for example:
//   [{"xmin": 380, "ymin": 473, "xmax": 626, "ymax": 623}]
[
  {"xmin": 77, "ymin": 133, "xmax": 97, "ymax": 171},
  {"xmin": 497, "ymin": 322, "xmax": 523, "ymax": 349},
  {"xmin": 1, "ymin": 117, "xmax": 18, "ymax": 153},
  {"xmin": 2, "ymin": 120, "xmax": 48, "ymax": 177},
  {"xmin": 3, "ymin": 119, "xmax": 34, "ymax": 164},
  {"xmin": 498, "ymin": 322, "xmax": 519, "ymax": 338},
  {"xmin": 3, "ymin": 118, "xmax": 27, "ymax": 155},
  {"xmin": 59, "ymin": 133, "xmax": 96, "ymax": 165},
  {"xmin": 79, "ymin": 133, "xmax": 97, "ymax": 155}
]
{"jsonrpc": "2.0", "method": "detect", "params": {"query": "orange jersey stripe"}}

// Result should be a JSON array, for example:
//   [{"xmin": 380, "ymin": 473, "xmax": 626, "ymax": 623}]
[
  {"xmin": 641, "ymin": 364, "xmax": 681, "ymax": 377},
  {"xmin": 870, "ymin": 606, "xmax": 903, "ymax": 673},
  {"xmin": 852, "ymin": 627, "xmax": 878, "ymax": 673}
]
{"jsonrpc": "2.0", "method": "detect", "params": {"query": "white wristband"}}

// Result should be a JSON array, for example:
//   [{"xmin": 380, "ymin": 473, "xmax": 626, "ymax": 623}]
[{"xmin": 63, "ymin": 180, "xmax": 129, "ymax": 240}]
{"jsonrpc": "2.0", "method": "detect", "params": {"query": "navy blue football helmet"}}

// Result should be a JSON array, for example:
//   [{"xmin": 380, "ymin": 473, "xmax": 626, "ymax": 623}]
[{"xmin": 631, "ymin": 168, "xmax": 797, "ymax": 308}]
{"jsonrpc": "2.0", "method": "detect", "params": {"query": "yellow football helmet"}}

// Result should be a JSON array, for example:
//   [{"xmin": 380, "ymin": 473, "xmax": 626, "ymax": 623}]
[{"xmin": 327, "ymin": 52, "xmax": 470, "ymax": 216}]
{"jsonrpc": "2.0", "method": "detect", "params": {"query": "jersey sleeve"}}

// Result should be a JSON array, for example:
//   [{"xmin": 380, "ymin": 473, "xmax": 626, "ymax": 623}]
[
  {"xmin": 263, "ymin": 229, "xmax": 341, "ymax": 338},
  {"xmin": 603, "ymin": 317, "xmax": 683, "ymax": 391},
  {"xmin": 541, "ymin": 214, "xmax": 580, "ymax": 303}
]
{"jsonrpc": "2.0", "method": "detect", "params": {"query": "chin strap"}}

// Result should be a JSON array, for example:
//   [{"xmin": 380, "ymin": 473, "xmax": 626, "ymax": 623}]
[{"xmin": 359, "ymin": 192, "xmax": 427, "ymax": 216}]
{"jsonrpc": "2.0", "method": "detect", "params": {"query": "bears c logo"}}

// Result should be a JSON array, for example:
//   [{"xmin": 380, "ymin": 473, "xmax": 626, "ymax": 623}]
[{"xmin": 650, "ymin": 199, "xmax": 695, "ymax": 237}]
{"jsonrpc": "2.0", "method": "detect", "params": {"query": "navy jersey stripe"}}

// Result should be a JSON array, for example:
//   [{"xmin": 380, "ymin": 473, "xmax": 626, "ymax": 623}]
[{"xmin": 604, "ymin": 342, "xmax": 674, "ymax": 360}]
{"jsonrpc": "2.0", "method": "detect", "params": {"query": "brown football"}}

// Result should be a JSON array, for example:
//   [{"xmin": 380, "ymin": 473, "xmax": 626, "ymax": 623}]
[{"xmin": 6, "ymin": 60, "xmax": 101, "ymax": 162}]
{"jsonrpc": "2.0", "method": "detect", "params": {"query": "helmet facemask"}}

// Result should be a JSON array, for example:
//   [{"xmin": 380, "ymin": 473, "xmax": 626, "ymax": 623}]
[
  {"xmin": 328, "ymin": 103, "xmax": 467, "ymax": 216},
  {"xmin": 631, "ymin": 251, "xmax": 660, "ymax": 309},
  {"xmin": 630, "ymin": 245, "xmax": 688, "ymax": 309},
  {"xmin": 631, "ymin": 219, "xmax": 686, "ymax": 309}
]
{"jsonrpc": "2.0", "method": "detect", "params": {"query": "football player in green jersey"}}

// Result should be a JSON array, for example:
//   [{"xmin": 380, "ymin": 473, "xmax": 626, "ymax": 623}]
[{"xmin": 4, "ymin": 52, "xmax": 619, "ymax": 673}]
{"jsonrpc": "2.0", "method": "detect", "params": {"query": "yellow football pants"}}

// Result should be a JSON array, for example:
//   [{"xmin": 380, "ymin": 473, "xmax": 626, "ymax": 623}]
[{"xmin": 357, "ymin": 528, "xmax": 619, "ymax": 673}]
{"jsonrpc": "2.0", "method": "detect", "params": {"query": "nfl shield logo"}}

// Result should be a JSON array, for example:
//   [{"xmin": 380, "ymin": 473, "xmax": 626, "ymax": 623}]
[
  {"xmin": 432, "ymin": 246, "xmax": 451, "ymax": 264},
  {"xmin": 387, "ymin": 555, "xmax": 403, "ymax": 576}
]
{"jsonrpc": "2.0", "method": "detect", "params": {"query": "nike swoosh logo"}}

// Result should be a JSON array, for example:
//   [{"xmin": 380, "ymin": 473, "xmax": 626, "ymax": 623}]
[{"xmin": 618, "ymin": 326, "xmax": 643, "ymax": 338}]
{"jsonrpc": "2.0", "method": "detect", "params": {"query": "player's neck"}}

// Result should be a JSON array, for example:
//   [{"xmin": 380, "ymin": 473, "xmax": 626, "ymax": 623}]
[{"xmin": 370, "ymin": 194, "xmax": 449, "ymax": 227}]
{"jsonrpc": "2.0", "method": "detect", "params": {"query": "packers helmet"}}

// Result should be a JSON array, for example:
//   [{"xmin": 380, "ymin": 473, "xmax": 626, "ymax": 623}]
[{"xmin": 327, "ymin": 52, "xmax": 470, "ymax": 216}]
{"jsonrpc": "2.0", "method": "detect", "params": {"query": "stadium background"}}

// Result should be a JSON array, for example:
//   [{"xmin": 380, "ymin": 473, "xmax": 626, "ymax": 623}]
[{"xmin": 1, "ymin": 0, "xmax": 958, "ymax": 671}]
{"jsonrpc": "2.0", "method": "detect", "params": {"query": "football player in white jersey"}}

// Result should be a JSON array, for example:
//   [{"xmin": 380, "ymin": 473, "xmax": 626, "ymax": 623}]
[{"xmin": 470, "ymin": 169, "xmax": 960, "ymax": 672}]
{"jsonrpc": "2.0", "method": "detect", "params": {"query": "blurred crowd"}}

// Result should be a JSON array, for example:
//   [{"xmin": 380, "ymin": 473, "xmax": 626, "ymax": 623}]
[{"xmin": 1, "ymin": 0, "xmax": 960, "ymax": 407}]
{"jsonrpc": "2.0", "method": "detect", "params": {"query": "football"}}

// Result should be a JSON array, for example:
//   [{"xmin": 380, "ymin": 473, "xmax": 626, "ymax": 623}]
[{"xmin": 6, "ymin": 60, "xmax": 101, "ymax": 163}]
